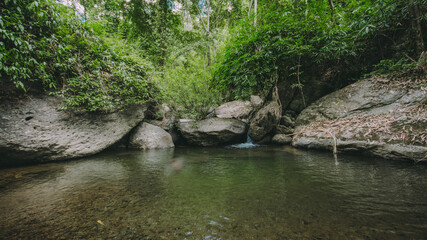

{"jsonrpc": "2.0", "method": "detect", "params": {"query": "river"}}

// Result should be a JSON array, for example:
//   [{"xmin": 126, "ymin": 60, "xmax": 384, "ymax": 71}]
[{"xmin": 0, "ymin": 146, "xmax": 426, "ymax": 239}]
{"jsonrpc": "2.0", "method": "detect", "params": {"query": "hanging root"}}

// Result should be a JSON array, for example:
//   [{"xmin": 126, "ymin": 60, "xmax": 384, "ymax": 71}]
[{"xmin": 326, "ymin": 130, "xmax": 338, "ymax": 155}]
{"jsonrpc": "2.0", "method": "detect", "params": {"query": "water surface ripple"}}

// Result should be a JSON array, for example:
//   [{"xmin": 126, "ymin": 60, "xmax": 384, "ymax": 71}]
[{"xmin": 0, "ymin": 146, "xmax": 426, "ymax": 239}]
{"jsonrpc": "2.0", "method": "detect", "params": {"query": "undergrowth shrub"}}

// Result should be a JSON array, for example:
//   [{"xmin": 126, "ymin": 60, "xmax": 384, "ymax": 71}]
[{"xmin": 0, "ymin": 0, "xmax": 156, "ymax": 112}]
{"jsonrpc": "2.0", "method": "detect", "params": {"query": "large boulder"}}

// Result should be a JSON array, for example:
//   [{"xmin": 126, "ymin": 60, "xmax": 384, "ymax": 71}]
[
  {"xmin": 215, "ymin": 100, "xmax": 252, "ymax": 120},
  {"xmin": 177, "ymin": 118, "xmax": 247, "ymax": 146},
  {"xmin": 248, "ymin": 101, "xmax": 282, "ymax": 142},
  {"xmin": 129, "ymin": 123, "xmax": 174, "ymax": 149},
  {"xmin": 147, "ymin": 118, "xmax": 180, "ymax": 144},
  {"xmin": 0, "ymin": 96, "xmax": 146, "ymax": 165},
  {"xmin": 293, "ymin": 76, "xmax": 427, "ymax": 162}
]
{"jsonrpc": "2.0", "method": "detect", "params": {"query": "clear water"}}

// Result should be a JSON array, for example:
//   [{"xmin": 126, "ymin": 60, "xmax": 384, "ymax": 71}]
[{"xmin": 0, "ymin": 146, "xmax": 426, "ymax": 239}]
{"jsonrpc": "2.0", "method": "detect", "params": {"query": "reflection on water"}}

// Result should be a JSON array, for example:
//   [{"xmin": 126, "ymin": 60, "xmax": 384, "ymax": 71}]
[{"xmin": 0, "ymin": 147, "xmax": 426, "ymax": 239}]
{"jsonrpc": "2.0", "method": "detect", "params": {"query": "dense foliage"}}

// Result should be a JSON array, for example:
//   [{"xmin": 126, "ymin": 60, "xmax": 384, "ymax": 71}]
[
  {"xmin": 0, "ymin": 0, "xmax": 155, "ymax": 111},
  {"xmin": 77, "ymin": 0, "xmax": 233, "ymax": 117},
  {"xmin": 213, "ymin": 0, "xmax": 427, "ymax": 100},
  {"xmin": 1, "ymin": 0, "xmax": 425, "ymax": 116}
]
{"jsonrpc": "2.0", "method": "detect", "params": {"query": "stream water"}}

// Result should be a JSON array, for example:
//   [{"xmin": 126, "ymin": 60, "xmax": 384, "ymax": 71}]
[{"xmin": 0, "ymin": 146, "xmax": 426, "ymax": 239}]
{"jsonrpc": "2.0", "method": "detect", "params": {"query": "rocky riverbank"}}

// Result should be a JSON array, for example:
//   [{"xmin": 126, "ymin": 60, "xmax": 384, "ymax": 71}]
[
  {"xmin": 0, "ymin": 96, "xmax": 147, "ymax": 166},
  {"xmin": 293, "ymin": 76, "xmax": 427, "ymax": 162},
  {"xmin": 1, "ymin": 75, "xmax": 425, "ymax": 166}
]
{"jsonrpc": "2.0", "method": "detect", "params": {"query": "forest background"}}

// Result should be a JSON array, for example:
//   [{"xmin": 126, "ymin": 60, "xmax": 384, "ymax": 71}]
[{"xmin": 1, "ymin": 0, "xmax": 426, "ymax": 117}]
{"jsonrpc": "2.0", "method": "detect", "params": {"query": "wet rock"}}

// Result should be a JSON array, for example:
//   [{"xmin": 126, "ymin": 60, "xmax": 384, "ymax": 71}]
[
  {"xmin": 293, "ymin": 137, "xmax": 427, "ymax": 160},
  {"xmin": 215, "ymin": 100, "xmax": 253, "ymax": 120},
  {"xmin": 129, "ymin": 123, "xmax": 174, "ymax": 149},
  {"xmin": 272, "ymin": 134, "xmax": 293, "ymax": 145},
  {"xmin": 248, "ymin": 101, "xmax": 282, "ymax": 142},
  {"xmin": 177, "ymin": 118, "xmax": 247, "ymax": 146},
  {"xmin": 0, "ymin": 95, "xmax": 146, "ymax": 164},
  {"xmin": 293, "ymin": 77, "xmax": 427, "ymax": 161}
]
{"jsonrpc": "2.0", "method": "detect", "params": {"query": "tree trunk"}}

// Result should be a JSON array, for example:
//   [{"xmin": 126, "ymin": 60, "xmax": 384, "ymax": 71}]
[
  {"xmin": 159, "ymin": 0, "xmax": 168, "ymax": 67},
  {"xmin": 409, "ymin": 0, "xmax": 425, "ymax": 57},
  {"xmin": 248, "ymin": 0, "xmax": 253, "ymax": 17},
  {"xmin": 254, "ymin": 0, "xmax": 257, "ymax": 26},
  {"xmin": 305, "ymin": 0, "xmax": 308, "ymax": 16},
  {"xmin": 207, "ymin": 0, "xmax": 211, "ymax": 66},
  {"xmin": 207, "ymin": 0, "xmax": 210, "ymax": 34}
]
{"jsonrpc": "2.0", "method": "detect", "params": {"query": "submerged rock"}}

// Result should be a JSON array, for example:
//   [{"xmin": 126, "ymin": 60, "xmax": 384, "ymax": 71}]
[
  {"xmin": 248, "ymin": 101, "xmax": 282, "ymax": 142},
  {"xmin": 177, "ymin": 118, "xmax": 247, "ymax": 146},
  {"xmin": 293, "ymin": 76, "xmax": 427, "ymax": 162},
  {"xmin": 0, "ymin": 96, "xmax": 146, "ymax": 165},
  {"xmin": 129, "ymin": 123, "xmax": 174, "ymax": 149}
]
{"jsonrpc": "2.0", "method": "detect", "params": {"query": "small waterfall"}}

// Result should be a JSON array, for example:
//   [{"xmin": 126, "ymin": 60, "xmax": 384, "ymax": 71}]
[{"xmin": 227, "ymin": 135, "xmax": 258, "ymax": 149}]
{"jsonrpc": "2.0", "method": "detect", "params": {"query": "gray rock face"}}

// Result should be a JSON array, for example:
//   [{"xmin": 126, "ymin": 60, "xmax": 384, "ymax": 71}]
[
  {"xmin": 250, "ymin": 95, "xmax": 264, "ymax": 109},
  {"xmin": 129, "ymin": 123, "xmax": 174, "ymax": 149},
  {"xmin": 294, "ymin": 78, "xmax": 409, "ymax": 126},
  {"xmin": 293, "ymin": 77, "xmax": 427, "ymax": 162},
  {"xmin": 178, "ymin": 118, "xmax": 247, "ymax": 146},
  {"xmin": 0, "ymin": 96, "xmax": 146, "ymax": 164},
  {"xmin": 147, "ymin": 115, "xmax": 180, "ymax": 144},
  {"xmin": 215, "ymin": 100, "xmax": 253, "ymax": 120},
  {"xmin": 293, "ymin": 137, "xmax": 427, "ymax": 161},
  {"xmin": 272, "ymin": 134, "xmax": 293, "ymax": 145},
  {"xmin": 248, "ymin": 101, "xmax": 282, "ymax": 142}
]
